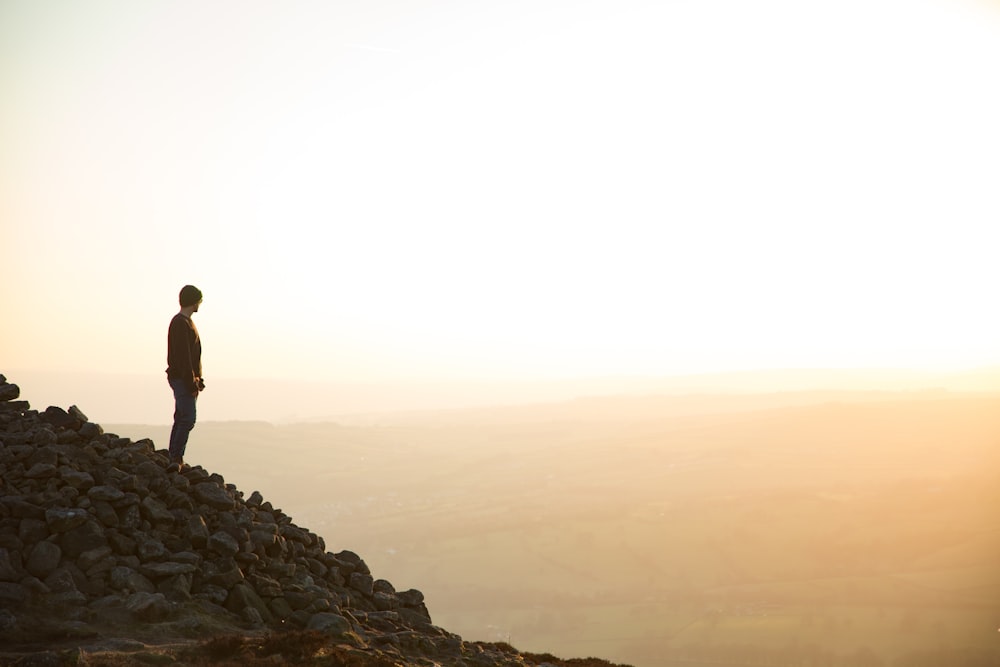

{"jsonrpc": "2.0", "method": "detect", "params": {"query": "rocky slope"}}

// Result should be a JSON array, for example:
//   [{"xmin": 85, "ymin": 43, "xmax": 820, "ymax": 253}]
[{"xmin": 0, "ymin": 374, "xmax": 631, "ymax": 667}]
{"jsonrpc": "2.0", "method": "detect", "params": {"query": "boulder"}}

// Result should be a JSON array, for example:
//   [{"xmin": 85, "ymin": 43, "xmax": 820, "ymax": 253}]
[
  {"xmin": 125, "ymin": 591, "xmax": 173, "ymax": 620},
  {"xmin": 307, "ymin": 611, "xmax": 353, "ymax": 637},
  {"xmin": 192, "ymin": 483, "xmax": 235, "ymax": 511},
  {"xmin": 225, "ymin": 582, "xmax": 273, "ymax": 623},
  {"xmin": 0, "ymin": 382, "xmax": 20, "ymax": 402},
  {"xmin": 45, "ymin": 508, "xmax": 89, "ymax": 533},
  {"xmin": 25, "ymin": 541, "xmax": 62, "ymax": 578}
]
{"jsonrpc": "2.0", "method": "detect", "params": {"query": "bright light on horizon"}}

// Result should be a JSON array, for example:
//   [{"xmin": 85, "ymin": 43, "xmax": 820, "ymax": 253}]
[{"xmin": 2, "ymin": 0, "xmax": 999, "ymax": 387}]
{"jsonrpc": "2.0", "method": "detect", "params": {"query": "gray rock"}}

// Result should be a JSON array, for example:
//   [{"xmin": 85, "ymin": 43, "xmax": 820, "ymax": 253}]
[
  {"xmin": 307, "ymin": 611, "xmax": 353, "ymax": 637},
  {"xmin": 374, "ymin": 591, "xmax": 397, "ymax": 611},
  {"xmin": 248, "ymin": 573, "xmax": 282, "ymax": 597},
  {"xmin": 109, "ymin": 566, "xmax": 155, "ymax": 594},
  {"xmin": 208, "ymin": 531, "xmax": 240, "ymax": 558},
  {"xmin": 397, "ymin": 588, "xmax": 425, "ymax": 607},
  {"xmin": 192, "ymin": 483, "xmax": 235, "ymax": 511},
  {"xmin": 336, "ymin": 550, "xmax": 370, "ymax": 575},
  {"xmin": 44, "ymin": 508, "xmax": 89, "ymax": 533},
  {"xmin": 61, "ymin": 469, "xmax": 95, "ymax": 490},
  {"xmin": 0, "ymin": 549, "xmax": 21, "ymax": 582},
  {"xmin": 349, "ymin": 572, "xmax": 374, "ymax": 596},
  {"xmin": 136, "ymin": 537, "xmax": 167, "ymax": 562},
  {"xmin": 59, "ymin": 519, "xmax": 107, "ymax": 558},
  {"xmin": 88, "ymin": 485, "xmax": 125, "ymax": 502},
  {"xmin": 204, "ymin": 563, "xmax": 244, "ymax": 589},
  {"xmin": 187, "ymin": 515, "xmax": 209, "ymax": 548},
  {"xmin": 119, "ymin": 504, "xmax": 141, "ymax": 530},
  {"xmin": 25, "ymin": 462, "xmax": 58, "ymax": 479},
  {"xmin": 125, "ymin": 591, "xmax": 172, "ymax": 620},
  {"xmin": 92, "ymin": 500, "xmax": 119, "ymax": 527},
  {"xmin": 0, "ymin": 382, "xmax": 20, "ymax": 401},
  {"xmin": 250, "ymin": 529, "xmax": 277, "ymax": 550},
  {"xmin": 157, "ymin": 573, "xmax": 193, "ymax": 601},
  {"xmin": 67, "ymin": 405, "xmax": 89, "ymax": 423},
  {"xmin": 25, "ymin": 541, "xmax": 62, "ymax": 578},
  {"xmin": 373, "ymin": 579, "xmax": 396, "ymax": 595},
  {"xmin": 44, "ymin": 567, "xmax": 79, "ymax": 594},
  {"xmin": 31, "ymin": 429, "xmax": 58, "ymax": 446},
  {"xmin": 225, "ymin": 582, "xmax": 273, "ymax": 623},
  {"xmin": 78, "ymin": 546, "xmax": 113, "ymax": 571},
  {"xmin": 19, "ymin": 518, "xmax": 49, "ymax": 545},
  {"xmin": 140, "ymin": 562, "xmax": 197, "ymax": 578},
  {"xmin": 139, "ymin": 496, "xmax": 174, "ymax": 524},
  {"xmin": 195, "ymin": 584, "xmax": 228, "ymax": 605},
  {"xmin": 0, "ymin": 582, "xmax": 27, "ymax": 606},
  {"xmin": 79, "ymin": 422, "xmax": 104, "ymax": 439},
  {"xmin": 40, "ymin": 406, "xmax": 77, "ymax": 429}
]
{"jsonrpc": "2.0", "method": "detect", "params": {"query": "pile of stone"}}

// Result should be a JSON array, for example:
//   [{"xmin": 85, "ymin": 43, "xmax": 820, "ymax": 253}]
[{"xmin": 0, "ymin": 374, "xmax": 532, "ymax": 665}]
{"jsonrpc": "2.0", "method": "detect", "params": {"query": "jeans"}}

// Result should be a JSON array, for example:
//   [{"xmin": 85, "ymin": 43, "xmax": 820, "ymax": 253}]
[{"xmin": 168, "ymin": 377, "xmax": 197, "ymax": 462}]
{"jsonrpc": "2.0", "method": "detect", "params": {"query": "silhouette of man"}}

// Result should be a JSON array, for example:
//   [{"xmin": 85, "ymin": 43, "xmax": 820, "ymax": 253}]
[{"xmin": 166, "ymin": 284, "xmax": 204, "ymax": 472}]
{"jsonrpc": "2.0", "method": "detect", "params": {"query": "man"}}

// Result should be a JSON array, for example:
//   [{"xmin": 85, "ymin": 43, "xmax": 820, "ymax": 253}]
[{"xmin": 166, "ymin": 284, "xmax": 204, "ymax": 472}]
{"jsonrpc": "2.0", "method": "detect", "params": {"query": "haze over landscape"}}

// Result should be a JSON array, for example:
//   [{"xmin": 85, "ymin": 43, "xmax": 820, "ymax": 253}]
[{"xmin": 3, "ymin": 0, "xmax": 1000, "ymax": 665}]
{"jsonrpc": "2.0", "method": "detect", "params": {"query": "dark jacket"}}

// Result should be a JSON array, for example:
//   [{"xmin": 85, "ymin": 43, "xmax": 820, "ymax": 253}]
[{"xmin": 166, "ymin": 313, "xmax": 202, "ymax": 392}]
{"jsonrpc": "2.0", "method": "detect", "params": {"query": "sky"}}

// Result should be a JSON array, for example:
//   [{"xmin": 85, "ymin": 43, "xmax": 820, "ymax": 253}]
[{"xmin": 3, "ymin": 0, "xmax": 1000, "ymax": 396}]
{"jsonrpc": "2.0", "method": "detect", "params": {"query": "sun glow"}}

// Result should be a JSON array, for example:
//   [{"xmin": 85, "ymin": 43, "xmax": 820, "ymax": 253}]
[{"xmin": 2, "ymin": 0, "xmax": 999, "ymax": 384}]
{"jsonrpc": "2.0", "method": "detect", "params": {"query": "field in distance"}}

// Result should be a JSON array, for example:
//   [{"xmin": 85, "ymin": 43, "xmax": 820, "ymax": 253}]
[{"xmin": 110, "ymin": 390, "xmax": 1000, "ymax": 667}]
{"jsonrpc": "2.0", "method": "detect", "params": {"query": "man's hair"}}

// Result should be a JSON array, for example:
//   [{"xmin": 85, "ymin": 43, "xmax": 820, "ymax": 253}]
[{"xmin": 179, "ymin": 285, "xmax": 203, "ymax": 307}]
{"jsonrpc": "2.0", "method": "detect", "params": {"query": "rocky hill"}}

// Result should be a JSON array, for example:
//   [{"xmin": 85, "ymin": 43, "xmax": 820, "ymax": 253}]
[{"xmin": 0, "ymin": 374, "xmax": 631, "ymax": 667}]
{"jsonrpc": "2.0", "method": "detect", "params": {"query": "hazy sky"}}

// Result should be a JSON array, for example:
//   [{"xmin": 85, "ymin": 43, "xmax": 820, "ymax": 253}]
[{"xmin": 3, "ymin": 0, "xmax": 999, "ymax": 386}]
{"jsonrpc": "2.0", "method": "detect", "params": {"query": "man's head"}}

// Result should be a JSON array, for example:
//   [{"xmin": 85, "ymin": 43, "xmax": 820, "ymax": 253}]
[{"xmin": 179, "ymin": 285, "xmax": 203, "ymax": 311}]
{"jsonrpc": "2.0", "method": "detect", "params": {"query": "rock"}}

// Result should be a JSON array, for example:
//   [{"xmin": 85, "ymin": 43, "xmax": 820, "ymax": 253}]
[
  {"xmin": 67, "ymin": 405, "xmax": 88, "ymax": 423},
  {"xmin": 44, "ymin": 508, "xmax": 89, "ymax": 533},
  {"xmin": 25, "ymin": 541, "xmax": 62, "ymax": 578},
  {"xmin": 307, "ymin": 611, "xmax": 353, "ymax": 637},
  {"xmin": 79, "ymin": 422, "xmax": 103, "ymax": 439},
  {"xmin": 0, "ymin": 549, "xmax": 21, "ymax": 582},
  {"xmin": 336, "ymin": 550, "xmax": 370, "ymax": 575},
  {"xmin": 225, "ymin": 582, "xmax": 273, "ymax": 623},
  {"xmin": 110, "ymin": 566, "xmax": 155, "ymax": 594},
  {"xmin": 59, "ymin": 519, "xmax": 106, "ymax": 558},
  {"xmin": 24, "ymin": 462, "xmax": 58, "ymax": 479},
  {"xmin": 0, "ymin": 375, "xmax": 609, "ymax": 667},
  {"xmin": 44, "ymin": 567, "xmax": 79, "ymax": 594},
  {"xmin": 349, "ymin": 572, "xmax": 375, "ymax": 596},
  {"xmin": 6, "ymin": 498, "xmax": 45, "ymax": 520},
  {"xmin": 140, "ymin": 562, "xmax": 197, "ymax": 578},
  {"xmin": 204, "ymin": 562, "xmax": 244, "ymax": 589},
  {"xmin": 397, "ymin": 588, "xmax": 425, "ymax": 607},
  {"xmin": 0, "ymin": 582, "xmax": 27, "ymax": 606},
  {"xmin": 125, "ymin": 591, "xmax": 173, "ymax": 620},
  {"xmin": 192, "ymin": 483, "xmax": 235, "ymax": 511},
  {"xmin": 157, "ymin": 573, "xmax": 193, "ymax": 600},
  {"xmin": 207, "ymin": 530, "xmax": 240, "ymax": 558},
  {"xmin": 136, "ymin": 537, "xmax": 168, "ymax": 562},
  {"xmin": 0, "ymin": 382, "xmax": 20, "ymax": 402},
  {"xmin": 374, "ymin": 591, "xmax": 396, "ymax": 611},
  {"xmin": 187, "ymin": 515, "xmax": 209, "ymax": 548},
  {"xmin": 61, "ymin": 469, "xmax": 95, "ymax": 490},
  {"xmin": 77, "ymin": 546, "xmax": 112, "ymax": 570},
  {"xmin": 88, "ymin": 485, "xmax": 125, "ymax": 502},
  {"xmin": 139, "ymin": 496, "xmax": 174, "ymax": 524},
  {"xmin": 39, "ymin": 406, "xmax": 78, "ymax": 429}
]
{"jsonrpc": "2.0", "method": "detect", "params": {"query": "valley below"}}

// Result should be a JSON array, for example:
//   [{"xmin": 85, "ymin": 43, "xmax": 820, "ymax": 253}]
[{"xmin": 110, "ymin": 390, "xmax": 1000, "ymax": 666}]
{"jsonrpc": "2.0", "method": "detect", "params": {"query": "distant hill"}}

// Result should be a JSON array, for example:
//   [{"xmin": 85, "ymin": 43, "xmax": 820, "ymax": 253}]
[{"xmin": 8, "ymin": 366, "xmax": 1000, "ymax": 424}]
